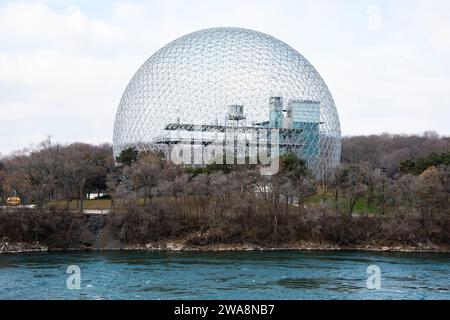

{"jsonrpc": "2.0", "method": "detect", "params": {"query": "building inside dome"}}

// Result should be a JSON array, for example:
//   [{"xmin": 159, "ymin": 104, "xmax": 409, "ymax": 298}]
[{"xmin": 113, "ymin": 27, "xmax": 341, "ymax": 173}]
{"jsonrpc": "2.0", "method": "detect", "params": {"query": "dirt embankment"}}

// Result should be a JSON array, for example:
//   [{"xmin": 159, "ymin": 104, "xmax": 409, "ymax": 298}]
[
  {"xmin": 1, "ymin": 208, "xmax": 449, "ymax": 254},
  {"xmin": 1, "ymin": 237, "xmax": 449, "ymax": 254}
]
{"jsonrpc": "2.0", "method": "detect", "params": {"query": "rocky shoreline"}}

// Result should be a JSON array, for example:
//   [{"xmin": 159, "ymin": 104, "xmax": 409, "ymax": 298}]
[{"xmin": 1, "ymin": 240, "xmax": 449, "ymax": 254}]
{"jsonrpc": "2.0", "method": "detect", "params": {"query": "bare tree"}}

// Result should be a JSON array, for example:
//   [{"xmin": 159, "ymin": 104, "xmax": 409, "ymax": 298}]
[
  {"xmin": 132, "ymin": 153, "xmax": 164, "ymax": 204},
  {"xmin": 339, "ymin": 164, "xmax": 367, "ymax": 215}
]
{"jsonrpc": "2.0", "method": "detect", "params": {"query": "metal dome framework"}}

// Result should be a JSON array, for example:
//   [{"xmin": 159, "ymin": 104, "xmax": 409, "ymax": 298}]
[{"xmin": 113, "ymin": 27, "xmax": 341, "ymax": 172}]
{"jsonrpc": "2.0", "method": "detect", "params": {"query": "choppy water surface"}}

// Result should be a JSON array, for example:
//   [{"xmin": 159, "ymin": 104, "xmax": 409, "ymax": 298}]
[{"xmin": 0, "ymin": 250, "xmax": 449, "ymax": 299}]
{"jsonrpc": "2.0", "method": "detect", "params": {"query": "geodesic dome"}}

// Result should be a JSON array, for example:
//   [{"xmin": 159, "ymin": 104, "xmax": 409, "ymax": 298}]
[{"xmin": 113, "ymin": 27, "xmax": 341, "ymax": 171}]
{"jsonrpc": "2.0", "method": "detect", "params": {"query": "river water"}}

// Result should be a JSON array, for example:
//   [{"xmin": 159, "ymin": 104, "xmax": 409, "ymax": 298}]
[{"xmin": 0, "ymin": 250, "xmax": 449, "ymax": 299}]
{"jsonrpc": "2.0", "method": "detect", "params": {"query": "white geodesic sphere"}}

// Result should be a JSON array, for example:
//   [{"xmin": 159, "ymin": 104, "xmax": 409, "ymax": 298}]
[{"xmin": 113, "ymin": 27, "xmax": 341, "ymax": 170}]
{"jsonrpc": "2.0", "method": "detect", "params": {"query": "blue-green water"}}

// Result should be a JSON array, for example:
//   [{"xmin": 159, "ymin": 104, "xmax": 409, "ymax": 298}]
[{"xmin": 0, "ymin": 250, "xmax": 449, "ymax": 299}]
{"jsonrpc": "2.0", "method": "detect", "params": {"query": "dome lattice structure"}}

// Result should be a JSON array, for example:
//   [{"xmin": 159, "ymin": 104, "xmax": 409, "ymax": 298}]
[{"xmin": 113, "ymin": 27, "xmax": 341, "ymax": 172}]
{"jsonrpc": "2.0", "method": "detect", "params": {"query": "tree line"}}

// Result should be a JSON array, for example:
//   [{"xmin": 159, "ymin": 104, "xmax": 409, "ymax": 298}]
[
  {"xmin": 0, "ymin": 132, "xmax": 448, "ymax": 249},
  {"xmin": 0, "ymin": 140, "xmax": 115, "ymax": 211}
]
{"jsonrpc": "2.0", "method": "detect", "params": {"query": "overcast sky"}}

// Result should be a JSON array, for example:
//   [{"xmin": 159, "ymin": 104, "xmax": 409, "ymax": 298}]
[{"xmin": 0, "ymin": 0, "xmax": 449, "ymax": 155}]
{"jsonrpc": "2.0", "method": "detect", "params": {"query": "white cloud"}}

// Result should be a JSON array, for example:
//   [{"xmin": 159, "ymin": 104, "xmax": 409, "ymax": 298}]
[
  {"xmin": 0, "ymin": 3, "xmax": 125, "ymax": 48},
  {"xmin": 318, "ymin": 40, "xmax": 450, "ymax": 136}
]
